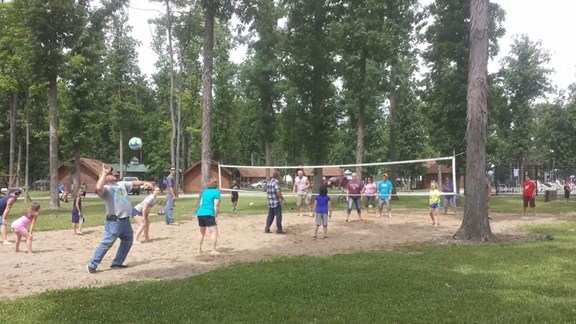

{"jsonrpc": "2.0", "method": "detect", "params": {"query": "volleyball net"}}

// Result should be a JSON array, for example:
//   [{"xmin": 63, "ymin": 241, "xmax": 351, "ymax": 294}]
[{"xmin": 218, "ymin": 155, "xmax": 458, "ymax": 197}]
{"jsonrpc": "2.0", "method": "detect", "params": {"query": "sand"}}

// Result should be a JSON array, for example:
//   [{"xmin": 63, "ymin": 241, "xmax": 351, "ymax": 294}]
[{"xmin": 0, "ymin": 209, "xmax": 564, "ymax": 299}]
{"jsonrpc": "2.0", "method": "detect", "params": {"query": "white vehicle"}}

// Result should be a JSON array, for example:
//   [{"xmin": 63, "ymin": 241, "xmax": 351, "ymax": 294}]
[
  {"xmin": 250, "ymin": 180, "xmax": 267, "ymax": 189},
  {"xmin": 122, "ymin": 177, "xmax": 141, "ymax": 195}
]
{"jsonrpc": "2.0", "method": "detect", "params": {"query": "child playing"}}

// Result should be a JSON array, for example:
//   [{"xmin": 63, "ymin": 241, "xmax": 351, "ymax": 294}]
[
  {"xmin": 11, "ymin": 202, "xmax": 41, "ymax": 253},
  {"xmin": 132, "ymin": 187, "xmax": 161, "ymax": 243},
  {"xmin": 312, "ymin": 185, "xmax": 332, "ymax": 240},
  {"xmin": 429, "ymin": 181, "xmax": 440, "ymax": 226},
  {"xmin": 72, "ymin": 187, "xmax": 84, "ymax": 235}
]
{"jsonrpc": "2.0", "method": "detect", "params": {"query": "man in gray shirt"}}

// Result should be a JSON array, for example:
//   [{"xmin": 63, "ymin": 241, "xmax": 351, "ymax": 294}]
[
  {"xmin": 87, "ymin": 164, "xmax": 150, "ymax": 274},
  {"xmin": 165, "ymin": 166, "xmax": 177, "ymax": 225}
]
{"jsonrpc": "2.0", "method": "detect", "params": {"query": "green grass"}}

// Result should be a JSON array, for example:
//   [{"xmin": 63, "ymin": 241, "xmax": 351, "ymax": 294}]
[
  {"xmin": 2, "ymin": 191, "xmax": 576, "ymax": 322},
  {"xmin": 11, "ymin": 191, "xmax": 575, "ymax": 232},
  {"xmin": 1, "ymin": 221, "xmax": 576, "ymax": 322}
]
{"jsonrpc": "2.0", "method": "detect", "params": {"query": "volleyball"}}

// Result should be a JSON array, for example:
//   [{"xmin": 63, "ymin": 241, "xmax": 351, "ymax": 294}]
[
  {"xmin": 249, "ymin": 202, "xmax": 254, "ymax": 206},
  {"xmin": 128, "ymin": 137, "xmax": 143, "ymax": 151}
]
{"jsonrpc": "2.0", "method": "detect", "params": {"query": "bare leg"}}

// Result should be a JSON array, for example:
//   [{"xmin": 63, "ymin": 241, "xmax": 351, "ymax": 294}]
[
  {"xmin": 143, "ymin": 218, "xmax": 150, "ymax": 241},
  {"xmin": 14, "ymin": 233, "xmax": 22, "ymax": 252},
  {"xmin": 313, "ymin": 225, "xmax": 319, "ymax": 239},
  {"xmin": 78, "ymin": 219, "xmax": 84, "ymax": 234},
  {"xmin": 198, "ymin": 226, "xmax": 206, "ymax": 254},
  {"xmin": 26, "ymin": 233, "xmax": 33, "ymax": 253},
  {"xmin": 209, "ymin": 226, "xmax": 219, "ymax": 256},
  {"xmin": 323, "ymin": 225, "xmax": 328, "ymax": 238},
  {"xmin": 134, "ymin": 218, "xmax": 144, "ymax": 242},
  {"xmin": 429, "ymin": 209, "xmax": 435, "ymax": 225},
  {"xmin": 1, "ymin": 224, "xmax": 9, "ymax": 244},
  {"xmin": 72, "ymin": 223, "xmax": 77, "ymax": 235}
]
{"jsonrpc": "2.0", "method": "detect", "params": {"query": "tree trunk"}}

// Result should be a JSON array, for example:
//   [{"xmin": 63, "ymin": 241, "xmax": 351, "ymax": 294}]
[
  {"xmin": 389, "ymin": 65, "xmax": 399, "ymax": 200},
  {"xmin": 201, "ymin": 0, "xmax": 215, "ymax": 188},
  {"xmin": 454, "ymin": 0, "xmax": 493, "ymax": 241},
  {"xmin": 119, "ymin": 129, "xmax": 124, "ymax": 179},
  {"xmin": 355, "ymin": 47, "xmax": 367, "ymax": 180},
  {"xmin": 9, "ymin": 91, "xmax": 18, "ymax": 188},
  {"xmin": 48, "ymin": 76, "xmax": 60, "ymax": 209},
  {"xmin": 166, "ymin": 0, "xmax": 176, "ymax": 168},
  {"xmin": 25, "ymin": 89, "xmax": 30, "ymax": 197}
]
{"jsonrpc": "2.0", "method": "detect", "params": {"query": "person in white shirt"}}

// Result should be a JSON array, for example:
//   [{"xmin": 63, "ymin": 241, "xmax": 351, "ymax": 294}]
[{"xmin": 292, "ymin": 170, "xmax": 310, "ymax": 217}]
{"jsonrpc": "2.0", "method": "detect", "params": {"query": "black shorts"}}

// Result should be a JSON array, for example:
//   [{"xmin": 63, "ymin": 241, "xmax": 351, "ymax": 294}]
[
  {"xmin": 197, "ymin": 216, "xmax": 217, "ymax": 227},
  {"xmin": 231, "ymin": 194, "xmax": 239, "ymax": 203}
]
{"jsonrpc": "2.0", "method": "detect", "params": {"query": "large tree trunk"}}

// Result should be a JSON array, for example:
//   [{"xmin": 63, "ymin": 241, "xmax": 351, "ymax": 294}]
[
  {"xmin": 9, "ymin": 91, "xmax": 18, "ymax": 188},
  {"xmin": 389, "ymin": 65, "xmax": 399, "ymax": 200},
  {"xmin": 48, "ymin": 76, "xmax": 60, "ymax": 209},
  {"xmin": 72, "ymin": 150, "xmax": 81, "ymax": 200},
  {"xmin": 355, "ymin": 47, "xmax": 367, "ymax": 180},
  {"xmin": 454, "ymin": 0, "xmax": 493, "ymax": 241},
  {"xmin": 201, "ymin": 0, "xmax": 215, "ymax": 188},
  {"xmin": 166, "ymin": 0, "xmax": 176, "ymax": 168},
  {"xmin": 25, "ymin": 89, "xmax": 30, "ymax": 197}
]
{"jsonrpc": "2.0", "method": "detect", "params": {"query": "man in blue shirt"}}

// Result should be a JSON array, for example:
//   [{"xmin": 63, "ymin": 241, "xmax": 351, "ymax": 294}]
[
  {"xmin": 377, "ymin": 173, "xmax": 393, "ymax": 218},
  {"xmin": 442, "ymin": 178, "xmax": 456, "ymax": 215}
]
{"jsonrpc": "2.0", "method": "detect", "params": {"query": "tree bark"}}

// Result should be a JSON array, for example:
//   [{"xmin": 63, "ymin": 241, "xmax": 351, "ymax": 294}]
[
  {"xmin": 201, "ymin": 0, "xmax": 215, "ymax": 188},
  {"xmin": 355, "ymin": 47, "xmax": 367, "ymax": 180},
  {"xmin": 389, "ymin": 66, "xmax": 399, "ymax": 200},
  {"xmin": 454, "ymin": 0, "xmax": 493, "ymax": 241},
  {"xmin": 25, "ymin": 89, "xmax": 30, "ymax": 196},
  {"xmin": 48, "ymin": 76, "xmax": 60, "ymax": 209},
  {"xmin": 119, "ymin": 129, "xmax": 124, "ymax": 179},
  {"xmin": 166, "ymin": 0, "xmax": 176, "ymax": 169},
  {"xmin": 9, "ymin": 91, "xmax": 18, "ymax": 188}
]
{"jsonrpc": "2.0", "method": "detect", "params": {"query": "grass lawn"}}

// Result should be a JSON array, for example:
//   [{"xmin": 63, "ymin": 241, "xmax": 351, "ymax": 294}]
[{"xmin": 2, "ymin": 191, "xmax": 575, "ymax": 323}]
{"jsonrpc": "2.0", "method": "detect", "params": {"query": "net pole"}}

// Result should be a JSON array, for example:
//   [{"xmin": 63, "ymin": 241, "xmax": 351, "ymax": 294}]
[{"xmin": 218, "ymin": 164, "xmax": 222, "ymax": 190}]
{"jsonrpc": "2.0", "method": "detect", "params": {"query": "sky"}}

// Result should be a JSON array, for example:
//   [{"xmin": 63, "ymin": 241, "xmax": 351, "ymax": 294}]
[{"xmin": 127, "ymin": 0, "xmax": 576, "ymax": 91}]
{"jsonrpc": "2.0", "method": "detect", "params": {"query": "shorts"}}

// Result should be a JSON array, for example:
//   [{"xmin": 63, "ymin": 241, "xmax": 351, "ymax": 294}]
[
  {"xmin": 444, "ymin": 196, "xmax": 455, "ymax": 207},
  {"xmin": 72, "ymin": 212, "xmax": 84, "ymax": 224},
  {"xmin": 429, "ymin": 203, "xmax": 439, "ymax": 209},
  {"xmin": 378, "ymin": 198, "xmax": 392, "ymax": 211},
  {"xmin": 231, "ymin": 194, "xmax": 239, "ymax": 203},
  {"xmin": 197, "ymin": 216, "xmax": 217, "ymax": 227},
  {"xmin": 523, "ymin": 196, "xmax": 535, "ymax": 208},
  {"xmin": 315, "ymin": 213, "xmax": 329, "ymax": 226},
  {"xmin": 0, "ymin": 218, "xmax": 4, "ymax": 226},
  {"xmin": 131, "ymin": 208, "xmax": 142, "ymax": 217},
  {"xmin": 297, "ymin": 194, "xmax": 310, "ymax": 207},
  {"xmin": 11, "ymin": 223, "xmax": 26, "ymax": 233}
]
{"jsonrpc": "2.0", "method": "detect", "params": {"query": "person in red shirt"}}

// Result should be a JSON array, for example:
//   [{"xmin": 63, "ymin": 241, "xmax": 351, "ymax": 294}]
[{"xmin": 522, "ymin": 175, "xmax": 536, "ymax": 216}]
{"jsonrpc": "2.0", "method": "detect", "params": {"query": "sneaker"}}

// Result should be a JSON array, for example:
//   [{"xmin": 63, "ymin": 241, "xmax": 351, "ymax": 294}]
[
  {"xmin": 264, "ymin": 230, "xmax": 271, "ymax": 234},
  {"xmin": 2, "ymin": 241, "xmax": 12, "ymax": 245},
  {"xmin": 277, "ymin": 231, "xmax": 287, "ymax": 235},
  {"xmin": 86, "ymin": 264, "xmax": 97, "ymax": 274},
  {"xmin": 110, "ymin": 264, "xmax": 128, "ymax": 269},
  {"xmin": 166, "ymin": 222, "xmax": 179, "ymax": 226}
]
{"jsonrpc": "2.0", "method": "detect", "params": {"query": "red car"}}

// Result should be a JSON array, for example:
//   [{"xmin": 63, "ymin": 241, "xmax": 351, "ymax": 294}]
[{"xmin": 327, "ymin": 176, "xmax": 348, "ymax": 189}]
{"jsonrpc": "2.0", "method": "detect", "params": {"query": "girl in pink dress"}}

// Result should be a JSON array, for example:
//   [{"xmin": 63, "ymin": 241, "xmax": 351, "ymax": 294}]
[{"xmin": 11, "ymin": 202, "xmax": 41, "ymax": 253}]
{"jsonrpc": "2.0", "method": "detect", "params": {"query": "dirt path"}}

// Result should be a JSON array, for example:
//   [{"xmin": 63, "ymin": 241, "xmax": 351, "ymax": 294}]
[{"xmin": 0, "ymin": 210, "xmax": 563, "ymax": 299}]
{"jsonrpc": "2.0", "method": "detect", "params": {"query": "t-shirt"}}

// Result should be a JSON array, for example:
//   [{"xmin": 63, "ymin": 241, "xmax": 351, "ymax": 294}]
[
  {"xmin": 231, "ymin": 184, "xmax": 239, "ymax": 198},
  {"xmin": 294, "ymin": 176, "xmax": 309, "ymax": 195},
  {"xmin": 363, "ymin": 182, "xmax": 376, "ymax": 195},
  {"xmin": 442, "ymin": 181, "xmax": 454, "ymax": 198},
  {"xmin": 197, "ymin": 188, "xmax": 221, "ymax": 217},
  {"xmin": 523, "ymin": 180, "xmax": 536, "ymax": 198},
  {"xmin": 134, "ymin": 194, "xmax": 157, "ymax": 213},
  {"xmin": 377, "ymin": 180, "xmax": 393, "ymax": 200},
  {"xmin": 267, "ymin": 178, "xmax": 281, "ymax": 208},
  {"xmin": 315, "ymin": 195, "xmax": 330, "ymax": 214},
  {"xmin": 99, "ymin": 181, "xmax": 133, "ymax": 219},
  {"xmin": 166, "ymin": 175, "xmax": 175, "ymax": 197},
  {"xmin": 429, "ymin": 189, "xmax": 441, "ymax": 204},
  {"xmin": 347, "ymin": 179, "xmax": 362, "ymax": 197}
]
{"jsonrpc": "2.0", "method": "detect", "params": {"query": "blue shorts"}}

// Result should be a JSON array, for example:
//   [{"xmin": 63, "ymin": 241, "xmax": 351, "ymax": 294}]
[
  {"xmin": 429, "ymin": 203, "xmax": 439, "ymax": 209},
  {"xmin": 0, "ymin": 218, "xmax": 4, "ymax": 226}
]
